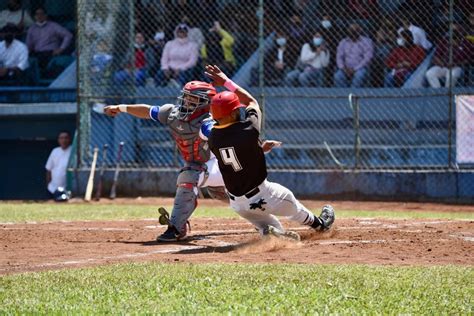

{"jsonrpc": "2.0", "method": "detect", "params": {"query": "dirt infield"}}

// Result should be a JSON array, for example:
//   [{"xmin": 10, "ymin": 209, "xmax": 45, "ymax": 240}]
[{"xmin": 1, "ymin": 198, "xmax": 473, "ymax": 275}]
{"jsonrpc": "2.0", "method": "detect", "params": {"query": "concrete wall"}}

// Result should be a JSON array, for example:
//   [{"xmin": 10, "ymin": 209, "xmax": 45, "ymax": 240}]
[{"xmin": 73, "ymin": 169, "xmax": 474, "ymax": 204}]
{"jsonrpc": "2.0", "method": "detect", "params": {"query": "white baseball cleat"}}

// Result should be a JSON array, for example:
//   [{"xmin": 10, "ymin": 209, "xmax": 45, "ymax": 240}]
[{"xmin": 263, "ymin": 225, "xmax": 301, "ymax": 241}]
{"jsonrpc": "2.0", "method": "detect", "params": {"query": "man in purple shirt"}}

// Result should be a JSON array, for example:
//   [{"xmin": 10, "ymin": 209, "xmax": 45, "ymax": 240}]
[
  {"xmin": 26, "ymin": 7, "xmax": 72, "ymax": 73},
  {"xmin": 334, "ymin": 23, "xmax": 374, "ymax": 88}
]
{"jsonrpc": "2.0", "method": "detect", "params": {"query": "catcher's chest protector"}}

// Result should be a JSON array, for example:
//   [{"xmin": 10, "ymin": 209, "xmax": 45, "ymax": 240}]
[{"xmin": 167, "ymin": 109, "xmax": 211, "ymax": 163}]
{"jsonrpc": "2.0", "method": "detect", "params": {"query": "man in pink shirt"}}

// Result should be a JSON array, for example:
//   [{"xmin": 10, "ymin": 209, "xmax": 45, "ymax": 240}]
[
  {"xmin": 155, "ymin": 24, "xmax": 199, "ymax": 87},
  {"xmin": 26, "ymin": 7, "xmax": 72, "ymax": 73}
]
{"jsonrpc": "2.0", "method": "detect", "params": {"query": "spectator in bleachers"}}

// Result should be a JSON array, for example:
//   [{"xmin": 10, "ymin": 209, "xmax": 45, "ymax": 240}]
[
  {"xmin": 425, "ymin": 25, "xmax": 473, "ymax": 88},
  {"xmin": 251, "ymin": 30, "xmax": 298, "ymax": 86},
  {"xmin": 181, "ymin": 15, "xmax": 204, "ymax": 50},
  {"xmin": 285, "ymin": 31, "xmax": 330, "ymax": 87},
  {"xmin": 201, "ymin": 21, "xmax": 236, "ymax": 76},
  {"xmin": 371, "ymin": 28, "xmax": 394, "ymax": 87},
  {"xmin": 348, "ymin": 0, "xmax": 381, "ymax": 34},
  {"xmin": 334, "ymin": 23, "xmax": 373, "ymax": 88},
  {"xmin": 91, "ymin": 40, "xmax": 112, "ymax": 85},
  {"xmin": 155, "ymin": 24, "xmax": 198, "ymax": 87},
  {"xmin": 288, "ymin": 12, "xmax": 307, "ymax": 50},
  {"xmin": 320, "ymin": 14, "xmax": 343, "ymax": 53},
  {"xmin": 397, "ymin": 16, "xmax": 433, "ymax": 51},
  {"xmin": 221, "ymin": 3, "xmax": 257, "ymax": 68},
  {"xmin": 26, "ymin": 7, "xmax": 73, "ymax": 74},
  {"xmin": 114, "ymin": 32, "xmax": 154, "ymax": 87},
  {"xmin": 148, "ymin": 27, "xmax": 167, "ymax": 77},
  {"xmin": 0, "ymin": 24, "xmax": 28, "ymax": 84},
  {"xmin": 320, "ymin": 13, "xmax": 344, "ymax": 86},
  {"xmin": 384, "ymin": 30, "xmax": 425, "ymax": 87},
  {"xmin": 0, "ymin": 0, "xmax": 33, "ymax": 34},
  {"xmin": 45, "ymin": 130, "xmax": 71, "ymax": 199}
]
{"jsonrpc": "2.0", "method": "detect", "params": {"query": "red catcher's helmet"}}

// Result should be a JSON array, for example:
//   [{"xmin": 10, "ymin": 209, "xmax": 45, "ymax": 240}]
[
  {"xmin": 177, "ymin": 81, "xmax": 217, "ymax": 121},
  {"xmin": 210, "ymin": 91, "xmax": 245, "ymax": 120}
]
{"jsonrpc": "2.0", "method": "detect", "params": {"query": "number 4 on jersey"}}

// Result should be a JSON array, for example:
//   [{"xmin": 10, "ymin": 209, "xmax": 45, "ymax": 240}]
[{"xmin": 219, "ymin": 147, "xmax": 243, "ymax": 171}]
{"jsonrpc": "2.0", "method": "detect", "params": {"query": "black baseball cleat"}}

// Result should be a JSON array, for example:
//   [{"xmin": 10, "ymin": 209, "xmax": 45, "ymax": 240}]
[
  {"xmin": 311, "ymin": 205, "xmax": 335, "ymax": 231},
  {"xmin": 319, "ymin": 205, "xmax": 335, "ymax": 230},
  {"xmin": 156, "ymin": 225, "xmax": 187, "ymax": 242}
]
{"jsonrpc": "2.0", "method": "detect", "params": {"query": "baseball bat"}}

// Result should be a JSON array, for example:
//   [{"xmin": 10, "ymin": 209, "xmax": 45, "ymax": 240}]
[
  {"xmin": 94, "ymin": 143, "xmax": 109, "ymax": 201},
  {"xmin": 109, "ymin": 141, "xmax": 124, "ymax": 199},
  {"xmin": 84, "ymin": 147, "xmax": 99, "ymax": 201}
]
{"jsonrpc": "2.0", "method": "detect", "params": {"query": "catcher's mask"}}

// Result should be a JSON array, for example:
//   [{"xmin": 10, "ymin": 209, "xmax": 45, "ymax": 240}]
[{"xmin": 177, "ymin": 81, "xmax": 216, "ymax": 121}]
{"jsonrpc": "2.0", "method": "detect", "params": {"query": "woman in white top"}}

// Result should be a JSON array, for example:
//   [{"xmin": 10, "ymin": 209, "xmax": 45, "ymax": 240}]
[{"xmin": 285, "ymin": 31, "xmax": 330, "ymax": 87}]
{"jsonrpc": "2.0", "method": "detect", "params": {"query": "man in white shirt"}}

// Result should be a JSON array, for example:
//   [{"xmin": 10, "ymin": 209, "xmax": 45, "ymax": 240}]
[
  {"xmin": 398, "ymin": 17, "xmax": 433, "ymax": 51},
  {"xmin": 45, "ymin": 131, "xmax": 72, "ymax": 198},
  {"xmin": 0, "ymin": 25, "xmax": 29, "ymax": 82},
  {"xmin": 0, "ymin": 0, "xmax": 34, "ymax": 31}
]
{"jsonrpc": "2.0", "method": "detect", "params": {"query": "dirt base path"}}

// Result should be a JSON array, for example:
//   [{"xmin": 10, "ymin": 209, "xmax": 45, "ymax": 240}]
[{"xmin": 1, "ymin": 216, "xmax": 472, "ymax": 275}]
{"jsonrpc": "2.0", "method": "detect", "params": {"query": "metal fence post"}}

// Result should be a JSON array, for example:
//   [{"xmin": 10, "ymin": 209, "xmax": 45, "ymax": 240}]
[
  {"xmin": 447, "ymin": 0, "xmax": 454, "ymax": 168},
  {"xmin": 353, "ymin": 95, "xmax": 361, "ymax": 169},
  {"xmin": 257, "ymin": 0, "xmax": 265, "ymax": 136}
]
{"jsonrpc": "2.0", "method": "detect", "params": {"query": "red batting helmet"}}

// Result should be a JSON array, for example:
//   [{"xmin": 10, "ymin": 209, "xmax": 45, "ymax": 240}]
[
  {"xmin": 177, "ymin": 81, "xmax": 217, "ymax": 121},
  {"xmin": 210, "ymin": 91, "xmax": 245, "ymax": 120}
]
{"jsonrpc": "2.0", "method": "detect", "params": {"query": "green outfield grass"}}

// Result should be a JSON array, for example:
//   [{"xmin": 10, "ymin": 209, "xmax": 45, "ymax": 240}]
[
  {"xmin": 0, "ymin": 202, "xmax": 472, "ymax": 222},
  {"xmin": 1, "ymin": 263, "xmax": 472, "ymax": 314}
]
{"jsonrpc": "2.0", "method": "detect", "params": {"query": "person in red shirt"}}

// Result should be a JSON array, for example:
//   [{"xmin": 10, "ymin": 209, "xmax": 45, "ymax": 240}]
[
  {"xmin": 114, "ymin": 32, "xmax": 155, "ymax": 87},
  {"xmin": 384, "ymin": 30, "xmax": 426, "ymax": 87}
]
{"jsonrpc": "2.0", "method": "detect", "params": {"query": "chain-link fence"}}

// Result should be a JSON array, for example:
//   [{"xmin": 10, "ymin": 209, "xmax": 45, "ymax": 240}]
[{"xmin": 76, "ymin": 0, "xmax": 474, "ymax": 171}]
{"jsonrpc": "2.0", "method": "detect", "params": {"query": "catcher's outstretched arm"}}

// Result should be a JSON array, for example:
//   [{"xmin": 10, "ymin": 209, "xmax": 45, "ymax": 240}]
[{"xmin": 104, "ymin": 104, "xmax": 152, "ymax": 119}]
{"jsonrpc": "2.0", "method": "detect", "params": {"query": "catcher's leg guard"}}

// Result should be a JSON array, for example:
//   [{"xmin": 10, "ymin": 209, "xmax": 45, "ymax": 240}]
[{"xmin": 168, "ymin": 168, "xmax": 200, "ymax": 234}]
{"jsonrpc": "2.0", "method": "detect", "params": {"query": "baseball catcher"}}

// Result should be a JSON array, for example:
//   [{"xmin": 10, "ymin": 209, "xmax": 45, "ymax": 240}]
[{"xmin": 104, "ymin": 81, "xmax": 226, "ymax": 242}]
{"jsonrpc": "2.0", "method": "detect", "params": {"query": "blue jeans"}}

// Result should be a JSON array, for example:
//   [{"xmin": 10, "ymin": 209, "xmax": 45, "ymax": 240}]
[
  {"xmin": 334, "ymin": 67, "xmax": 368, "ymax": 88},
  {"xmin": 155, "ymin": 68, "xmax": 195, "ymax": 87},
  {"xmin": 285, "ymin": 68, "xmax": 325, "ymax": 87},
  {"xmin": 114, "ymin": 69, "xmax": 147, "ymax": 87},
  {"xmin": 384, "ymin": 71, "xmax": 413, "ymax": 88}
]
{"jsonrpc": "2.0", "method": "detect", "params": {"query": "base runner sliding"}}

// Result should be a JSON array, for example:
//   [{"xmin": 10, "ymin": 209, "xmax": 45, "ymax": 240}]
[{"xmin": 204, "ymin": 65, "xmax": 335, "ymax": 239}]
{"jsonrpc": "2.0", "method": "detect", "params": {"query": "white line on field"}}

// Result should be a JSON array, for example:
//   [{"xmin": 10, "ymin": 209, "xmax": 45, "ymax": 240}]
[
  {"xmin": 1, "ymin": 227, "xmax": 133, "ymax": 231},
  {"xmin": 0, "ymin": 240, "xmax": 239, "ymax": 272}
]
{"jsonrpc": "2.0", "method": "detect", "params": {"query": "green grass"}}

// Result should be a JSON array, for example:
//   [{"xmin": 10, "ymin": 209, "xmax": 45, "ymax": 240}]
[
  {"xmin": 0, "ymin": 202, "xmax": 472, "ymax": 222},
  {"xmin": 1, "ymin": 263, "xmax": 472, "ymax": 314}
]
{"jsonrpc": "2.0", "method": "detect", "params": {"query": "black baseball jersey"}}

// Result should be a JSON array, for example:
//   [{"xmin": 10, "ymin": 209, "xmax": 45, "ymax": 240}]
[{"xmin": 208, "ymin": 108, "xmax": 267, "ymax": 196}]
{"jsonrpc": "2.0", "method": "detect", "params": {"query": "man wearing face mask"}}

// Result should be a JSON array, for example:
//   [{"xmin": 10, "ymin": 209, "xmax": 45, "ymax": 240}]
[
  {"xmin": 334, "ymin": 23, "xmax": 373, "ymax": 88},
  {"xmin": 0, "ymin": 0, "xmax": 33, "ymax": 32},
  {"xmin": 252, "ymin": 30, "xmax": 297, "ymax": 86},
  {"xmin": 384, "ymin": 30, "xmax": 425, "ymax": 88},
  {"xmin": 0, "ymin": 24, "xmax": 28, "ymax": 83},
  {"xmin": 114, "ymin": 32, "xmax": 154, "ymax": 87},
  {"xmin": 320, "ymin": 14, "xmax": 343, "ymax": 87},
  {"xmin": 26, "ymin": 7, "xmax": 72, "ymax": 74},
  {"xmin": 285, "ymin": 31, "xmax": 330, "ymax": 87},
  {"xmin": 155, "ymin": 24, "xmax": 199, "ymax": 87}
]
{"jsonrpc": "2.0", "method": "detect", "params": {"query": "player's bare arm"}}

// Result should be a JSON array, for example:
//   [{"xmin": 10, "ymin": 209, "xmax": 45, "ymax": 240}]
[
  {"xmin": 104, "ymin": 104, "xmax": 152, "ymax": 119},
  {"xmin": 204, "ymin": 64, "xmax": 259, "ymax": 110}
]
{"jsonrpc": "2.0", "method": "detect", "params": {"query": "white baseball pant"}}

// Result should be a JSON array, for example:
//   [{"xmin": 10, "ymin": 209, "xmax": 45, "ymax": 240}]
[{"xmin": 228, "ymin": 179, "xmax": 315, "ymax": 233}]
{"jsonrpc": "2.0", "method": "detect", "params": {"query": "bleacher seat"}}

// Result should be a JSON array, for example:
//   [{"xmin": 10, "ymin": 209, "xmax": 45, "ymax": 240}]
[
  {"xmin": 38, "ymin": 55, "xmax": 74, "ymax": 86},
  {"xmin": 26, "ymin": 57, "xmax": 40, "ymax": 85}
]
